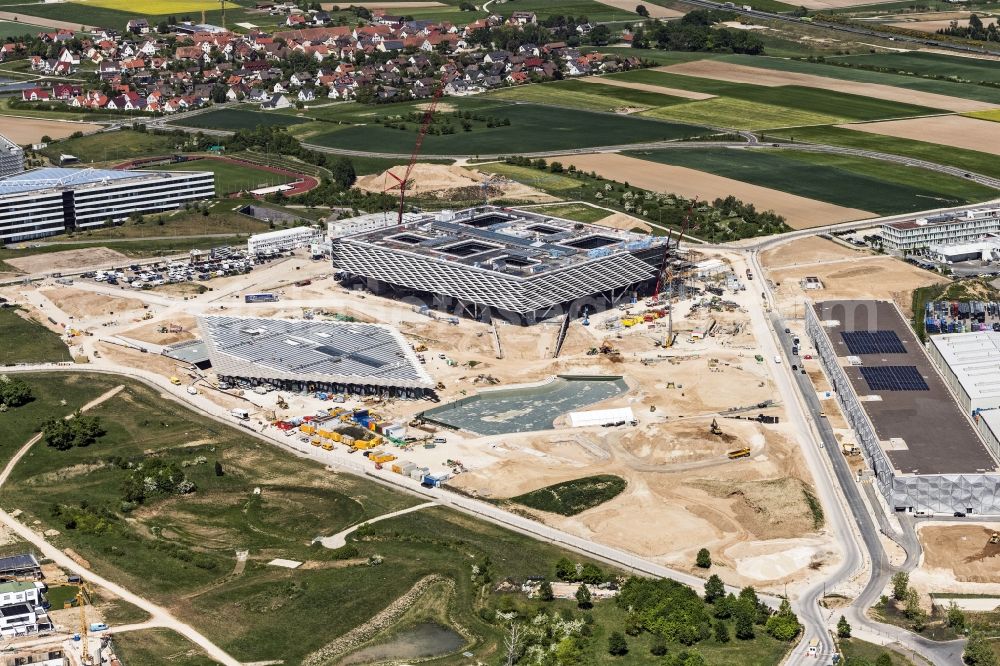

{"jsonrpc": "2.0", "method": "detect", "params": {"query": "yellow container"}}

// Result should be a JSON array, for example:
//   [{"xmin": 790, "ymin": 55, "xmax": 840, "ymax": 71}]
[
  {"xmin": 329, "ymin": 431, "xmax": 342, "ymax": 443},
  {"xmin": 300, "ymin": 424, "xmax": 316, "ymax": 434},
  {"xmin": 371, "ymin": 453, "xmax": 396, "ymax": 464},
  {"xmin": 318, "ymin": 429, "xmax": 334, "ymax": 439}
]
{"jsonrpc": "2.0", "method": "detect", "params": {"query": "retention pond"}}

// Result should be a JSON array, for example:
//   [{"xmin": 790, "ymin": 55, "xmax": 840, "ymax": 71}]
[
  {"xmin": 340, "ymin": 622, "xmax": 465, "ymax": 664},
  {"xmin": 420, "ymin": 375, "xmax": 628, "ymax": 435}
]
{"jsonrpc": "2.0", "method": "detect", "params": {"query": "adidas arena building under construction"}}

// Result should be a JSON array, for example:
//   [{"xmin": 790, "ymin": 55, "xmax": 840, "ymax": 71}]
[{"xmin": 332, "ymin": 206, "xmax": 676, "ymax": 324}]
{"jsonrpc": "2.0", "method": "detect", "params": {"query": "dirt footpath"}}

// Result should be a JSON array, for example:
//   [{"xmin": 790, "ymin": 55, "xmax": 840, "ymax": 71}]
[
  {"xmin": 657, "ymin": 60, "xmax": 997, "ymax": 113},
  {"xmin": 4, "ymin": 247, "xmax": 130, "ymax": 274},
  {"xmin": 559, "ymin": 153, "xmax": 875, "ymax": 229},
  {"xmin": 838, "ymin": 115, "xmax": 1000, "ymax": 154},
  {"xmin": 580, "ymin": 75, "xmax": 715, "ymax": 101},
  {"xmin": 0, "ymin": 116, "xmax": 102, "ymax": 145}
]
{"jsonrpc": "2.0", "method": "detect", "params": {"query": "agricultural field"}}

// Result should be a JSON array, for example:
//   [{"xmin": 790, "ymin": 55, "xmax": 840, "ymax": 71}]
[
  {"xmin": 309, "ymin": 102, "xmax": 708, "ymax": 155},
  {"xmin": 81, "ymin": 0, "xmax": 240, "ymax": 12},
  {"xmin": 643, "ymin": 97, "xmax": 844, "ymax": 131},
  {"xmin": 827, "ymin": 51, "xmax": 1000, "ymax": 84},
  {"xmin": 626, "ymin": 148, "xmax": 997, "ymax": 215},
  {"xmin": 609, "ymin": 69, "xmax": 942, "ymax": 124},
  {"xmin": 168, "ymin": 107, "xmax": 310, "ymax": 131},
  {"xmin": 0, "ymin": 20, "xmax": 49, "ymax": 39},
  {"xmin": 399, "ymin": 0, "xmax": 638, "ymax": 22},
  {"xmin": 512, "ymin": 475, "xmax": 628, "ymax": 516},
  {"xmin": 0, "ymin": 307, "xmax": 70, "ymax": 366},
  {"xmin": 156, "ymin": 158, "xmax": 293, "ymax": 196},
  {"xmin": 8, "ymin": 2, "xmax": 260, "ymax": 31},
  {"xmin": 715, "ymin": 54, "xmax": 1000, "ymax": 105},
  {"xmin": 37, "ymin": 130, "xmax": 182, "ymax": 165},
  {"xmin": 766, "ymin": 125, "xmax": 1000, "ymax": 180},
  {"xmin": 486, "ymin": 78, "xmax": 688, "ymax": 113},
  {"xmin": 968, "ymin": 109, "xmax": 1000, "ymax": 123}
]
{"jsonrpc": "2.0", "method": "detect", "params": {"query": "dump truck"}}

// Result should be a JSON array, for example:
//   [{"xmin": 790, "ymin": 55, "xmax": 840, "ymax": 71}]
[
  {"xmin": 727, "ymin": 447, "xmax": 751, "ymax": 459},
  {"xmin": 170, "ymin": 376, "xmax": 181, "ymax": 385}
]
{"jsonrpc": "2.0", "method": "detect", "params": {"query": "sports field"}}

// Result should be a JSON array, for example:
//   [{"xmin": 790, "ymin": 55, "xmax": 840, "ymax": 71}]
[
  {"xmin": 157, "ymin": 158, "xmax": 293, "ymax": 196},
  {"xmin": 169, "ymin": 108, "xmax": 310, "ymax": 131},
  {"xmin": 309, "ymin": 103, "xmax": 708, "ymax": 155},
  {"xmin": 828, "ymin": 51, "xmax": 1000, "ymax": 85},
  {"xmin": 625, "ymin": 148, "xmax": 996, "ymax": 215}
]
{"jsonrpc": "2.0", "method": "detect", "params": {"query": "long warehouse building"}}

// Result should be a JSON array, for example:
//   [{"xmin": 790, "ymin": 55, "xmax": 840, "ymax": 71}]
[
  {"xmin": 806, "ymin": 300, "xmax": 1000, "ymax": 515},
  {"xmin": 0, "ymin": 167, "xmax": 214, "ymax": 244},
  {"xmin": 333, "ymin": 206, "xmax": 673, "ymax": 324},
  {"xmin": 198, "ymin": 315, "xmax": 435, "ymax": 398}
]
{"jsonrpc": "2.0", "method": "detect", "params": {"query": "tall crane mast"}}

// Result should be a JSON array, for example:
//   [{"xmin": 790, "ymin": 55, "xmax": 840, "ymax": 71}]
[
  {"xmin": 77, "ymin": 586, "xmax": 93, "ymax": 666},
  {"xmin": 660, "ymin": 201, "xmax": 696, "ymax": 348},
  {"xmin": 386, "ymin": 76, "xmax": 446, "ymax": 224}
]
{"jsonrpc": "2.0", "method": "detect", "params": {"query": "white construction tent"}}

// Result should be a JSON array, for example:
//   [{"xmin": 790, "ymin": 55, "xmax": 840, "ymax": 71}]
[{"xmin": 568, "ymin": 407, "xmax": 635, "ymax": 428}]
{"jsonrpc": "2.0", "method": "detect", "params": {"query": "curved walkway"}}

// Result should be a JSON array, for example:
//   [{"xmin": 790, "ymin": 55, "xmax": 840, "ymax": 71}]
[{"xmin": 314, "ymin": 501, "xmax": 438, "ymax": 549}]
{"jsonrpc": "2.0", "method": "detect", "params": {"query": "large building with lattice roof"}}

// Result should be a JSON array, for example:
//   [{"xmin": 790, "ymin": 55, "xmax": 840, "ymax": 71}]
[{"xmin": 332, "ymin": 206, "xmax": 674, "ymax": 324}]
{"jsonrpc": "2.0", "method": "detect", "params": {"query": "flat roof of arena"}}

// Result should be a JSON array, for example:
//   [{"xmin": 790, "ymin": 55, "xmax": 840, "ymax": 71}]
[
  {"xmin": 199, "ymin": 315, "xmax": 433, "ymax": 389},
  {"xmin": 814, "ymin": 300, "xmax": 998, "ymax": 476},
  {"xmin": 338, "ymin": 206, "xmax": 665, "ymax": 275}
]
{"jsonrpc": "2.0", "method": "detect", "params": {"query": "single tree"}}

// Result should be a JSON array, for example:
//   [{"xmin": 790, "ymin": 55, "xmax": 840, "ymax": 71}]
[
  {"xmin": 946, "ymin": 601, "xmax": 966, "ymax": 630},
  {"xmin": 636, "ymin": 4, "xmax": 650, "ymax": 17},
  {"xmin": 696, "ymin": 548, "xmax": 712, "ymax": 569},
  {"xmin": 214, "ymin": 461, "xmax": 224, "ymax": 477},
  {"xmin": 964, "ymin": 631, "xmax": 998, "ymax": 666},
  {"xmin": 538, "ymin": 580, "xmax": 554, "ymax": 602},
  {"xmin": 875, "ymin": 654, "xmax": 893, "ymax": 666},
  {"xmin": 891, "ymin": 571, "xmax": 909, "ymax": 601},
  {"xmin": 607, "ymin": 631, "xmax": 628, "ymax": 656},
  {"xmin": 714, "ymin": 620, "xmax": 730, "ymax": 643},
  {"xmin": 837, "ymin": 614, "xmax": 852, "ymax": 638},
  {"xmin": 650, "ymin": 634, "xmax": 667, "ymax": 656},
  {"xmin": 575, "ymin": 584, "xmax": 592, "ymax": 609},
  {"xmin": 704, "ymin": 574, "xmax": 725, "ymax": 603},
  {"xmin": 734, "ymin": 603, "xmax": 755, "ymax": 640}
]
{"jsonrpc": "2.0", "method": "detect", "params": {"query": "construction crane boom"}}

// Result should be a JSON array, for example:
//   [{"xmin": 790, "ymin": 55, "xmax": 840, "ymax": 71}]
[
  {"xmin": 386, "ymin": 77, "xmax": 446, "ymax": 224},
  {"xmin": 77, "ymin": 586, "xmax": 92, "ymax": 665}
]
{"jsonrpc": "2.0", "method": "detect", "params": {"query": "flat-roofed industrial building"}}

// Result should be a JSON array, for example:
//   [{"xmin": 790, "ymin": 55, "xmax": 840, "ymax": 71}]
[
  {"xmin": 198, "ymin": 315, "xmax": 434, "ymax": 399},
  {"xmin": 806, "ymin": 300, "xmax": 1000, "ymax": 515},
  {"xmin": 0, "ymin": 167, "xmax": 214, "ymax": 244},
  {"xmin": 927, "ymin": 331, "xmax": 1000, "ymax": 415}
]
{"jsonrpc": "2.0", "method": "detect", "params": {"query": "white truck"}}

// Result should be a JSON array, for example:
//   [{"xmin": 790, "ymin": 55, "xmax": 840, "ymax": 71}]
[
  {"xmin": 773, "ymin": 355, "xmax": 781, "ymax": 364},
  {"xmin": 231, "ymin": 408, "xmax": 250, "ymax": 420}
]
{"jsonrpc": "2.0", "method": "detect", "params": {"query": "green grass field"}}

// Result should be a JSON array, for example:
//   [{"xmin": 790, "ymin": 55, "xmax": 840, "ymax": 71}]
[
  {"xmin": 486, "ymin": 79, "xmax": 688, "ymax": 112},
  {"xmin": 0, "ymin": 307, "xmax": 70, "ymax": 366},
  {"xmin": 156, "ymin": 159, "xmax": 292, "ymax": 195},
  {"xmin": 475, "ymin": 162, "xmax": 585, "ymax": 192},
  {"xmin": 718, "ymin": 54, "xmax": 1000, "ymax": 105},
  {"xmin": 0, "ymin": 20, "xmax": 51, "ymax": 39},
  {"xmin": 39, "ymin": 130, "xmax": 180, "ymax": 165},
  {"xmin": 55, "ymin": 200, "xmax": 270, "ymax": 239},
  {"xmin": 168, "ymin": 108, "xmax": 309, "ymax": 131},
  {"xmin": 527, "ymin": 202, "xmax": 610, "ymax": 223},
  {"xmin": 113, "ymin": 629, "xmax": 216, "ymax": 666},
  {"xmin": 512, "ymin": 475, "xmax": 627, "ymax": 516},
  {"xmin": 837, "ymin": 638, "xmax": 917, "ymax": 666},
  {"xmin": 643, "ymin": 97, "xmax": 844, "ymax": 130},
  {"xmin": 765, "ymin": 125, "xmax": 1000, "ymax": 180},
  {"xmin": 828, "ymin": 51, "xmax": 1000, "ymax": 84},
  {"xmin": 310, "ymin": 102, "xmax": 707, "ymax": 155},
  {"xmin": 625, "ymin": 148, "xmax": 997, "ymax": 215},
  {"xmin": 403, "ymin": 0, "xmax": 638, "ymax": 22},
  {"xmin": 0, "ymin": 236, "xmax": 248, "ymax": 263}
]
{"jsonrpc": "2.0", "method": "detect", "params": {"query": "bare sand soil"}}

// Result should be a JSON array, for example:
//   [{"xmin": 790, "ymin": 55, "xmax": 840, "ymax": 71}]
[
  {"xmin": 590, "ymin": 0, "xmax": 682, "ymax": 16},
  {"xmin": 4, "ymin": 247, "xmax": 130, "ymax": 274},
  {"xmin": 889, "ymin": 17, "xmax": 997, "ymax": 32},
  {"xmin": 594, "ymin": 211, "xmax": 652, "ymax": 233},
  {"xmin": 839, "ymin": 115, "xmax": 1000, "ymax": 154},
  {"xmin": 919, "ymin": 524, "xmax": 1000, "ymax": 584},
  {"xmin": 41, "ymin": 287, "xmax": 146, "ymax": 319},
  {"xmin": 0, "ymin": 116, "xmax": 102, "ymax": 145},
  {"xmin": 768, "ymin": 255, "xmax": 946, "ymax": 315},
  {"xmin": 760, "ymin": 235, "xmax": 869, "ymax": 270},
  {"xmin": 120, "ymin": 315, "xmax": 198, "ymax": 346},
  {"xmin": 355, "ymin": 163, "xmax": 556, "ymax": 202},
  {"xmin": 559, "ymin": 153, "xmax": 875, "ymax": 229},
  {"xmin": 658, "ymin": 60, "xmax": 997, "ymax": 112},
  {"xmin": 580, "ymin": 75, "xmax": 715, "ymax": 101}
]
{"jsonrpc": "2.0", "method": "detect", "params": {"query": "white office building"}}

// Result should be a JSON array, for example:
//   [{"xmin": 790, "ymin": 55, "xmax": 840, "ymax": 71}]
[
  {"xmin": 928, "ymin": 237, "xmax": 1000, "ymax": 264},
  {"xmin": 0, "ymin": 167, "xmax": 215, "ymax": 244},
  {"xmin": 0, "ymin": 134, "xmax": 23, "ymax": 179},
  {"xmin": 327, "ymin": 211, "xmax": 420, "ymax": 239},
  {"xmin": 881, "ymin": 207, "xmax": 1000, "ymax": 251},
  {"xmin": 246, "ymin": 226, "xmax": 319, "ymax": 256}
]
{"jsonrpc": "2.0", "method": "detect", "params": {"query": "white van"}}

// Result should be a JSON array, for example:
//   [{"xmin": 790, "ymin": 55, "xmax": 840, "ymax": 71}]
[{"xmin": 773, "ymin": 355, "xmax": 781, "ymax": 364}]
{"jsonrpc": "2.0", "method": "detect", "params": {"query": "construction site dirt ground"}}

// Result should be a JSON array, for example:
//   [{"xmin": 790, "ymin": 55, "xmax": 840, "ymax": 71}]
[
  {"xmin": 760, "ymin": 236, "xmax": 947, "ymax": 316},
  {"xmin": 3, "ymin": 247, "xmax": 131, "ymax": 274},
  {"xmin": 354, "ymin": 163, "xmax": 557, "ymax": 203},
  {"xmin": 19, "ymin": 244, "xmax": 837, "ymax": 595},
  {"xmin": 911, "ymin": 523, "xmax": 1000, "ymax": 595}
]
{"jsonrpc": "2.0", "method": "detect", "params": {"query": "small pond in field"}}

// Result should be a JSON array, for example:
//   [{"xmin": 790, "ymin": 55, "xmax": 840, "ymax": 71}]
[{"xmin": 340, "ymin": 622, "xmax": 465, "ymax": 664}]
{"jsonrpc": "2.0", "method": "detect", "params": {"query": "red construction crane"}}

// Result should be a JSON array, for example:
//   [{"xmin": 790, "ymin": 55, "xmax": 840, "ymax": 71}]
[{"xmin": 386, "ymin": 77, "xmax": 447, "ymax": 224}]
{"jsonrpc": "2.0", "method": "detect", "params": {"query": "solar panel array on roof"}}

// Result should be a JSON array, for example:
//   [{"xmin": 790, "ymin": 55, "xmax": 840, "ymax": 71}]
[
  {"xmin": 859, "ymin": 365, "xmax": 929, "ymax": 391},
  {"xmin": 0, "ymin": 553, "xmax": 38, "ymax": 573},
  {"xmin": 842, "ymin": 330, "xmax": 907, "ymax": 355}
]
